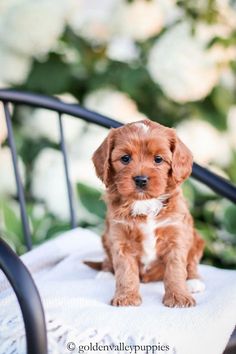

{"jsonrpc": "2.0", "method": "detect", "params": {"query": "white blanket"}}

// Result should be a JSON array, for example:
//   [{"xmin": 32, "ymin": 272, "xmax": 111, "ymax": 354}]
[{"xmin": 0, "ymin": 227, "xmax": 236, "ymax": 354}]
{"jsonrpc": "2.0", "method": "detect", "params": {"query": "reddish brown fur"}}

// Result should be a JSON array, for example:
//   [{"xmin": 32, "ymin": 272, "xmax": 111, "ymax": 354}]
[{"xmin": 92, "ymin": 120, "xmax": 205, "ymax": 307}]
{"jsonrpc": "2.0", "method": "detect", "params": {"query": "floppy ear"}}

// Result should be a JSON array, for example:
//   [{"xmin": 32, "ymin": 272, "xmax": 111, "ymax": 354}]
[
  {"xmin": 92, "ymin": 129, "xmax": 115, "ymax": 187},
  {"xmin": 170, "ymin": 129, "xmax": 193, "ymax": 186}
]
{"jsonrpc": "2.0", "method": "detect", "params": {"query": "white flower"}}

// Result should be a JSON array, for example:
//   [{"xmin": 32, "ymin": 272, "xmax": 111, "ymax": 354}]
[
  {"xmin": 0, "ymin": 0, "xmax": 22, "ymax": 16},
  {"xmin": 68, "ymin": 125, "xmax": 110, "ymax": 189},
  {"xmin": 215, "ymin": 0, "xmax": 236, "ymax": 29},
  {"xmin": 159, "ymin": 0, "xmax": 183, "ymax": 26},
  {"xmin": 0, "ymin": 0, "xmax": 67, "ymax": 57},
  {"xmin": 147, "ymin": 22, "xmax": 228, "ymax": 103},
  {"xmin": 70, "ymin": 157, "xmax": 104, "ymax": 190},
  {"xmin": 0, "ymin": 45, "xmax": 31, "ymax": 85},
  {"xmin": 227, "ymin": 106, "xmax": 236, "ymax": 150},
  {"xmin": 68, "ymin": 0, "xmax": 180, "ymax": 43},
  {"xmin": 176, "ymin": 119, "xmax": 232, "ymax": 167},
  {"xmin": 196, "ymin": 22, "xmax": 233, "ymax": 43},
  {"xmin": 21, "ymin": 106, "xmax": 84, "ymax": 144},
  {"xmin": 107, "ymin": 36, "xmax": 140, "ymax": 63},
  {"xmin": 0, "ymin": 147, "xmax": 25, "ymax": 197},
  {"xmin": 31, "ymin": 146, "xmax": 103, "ymax": 221},
  {"xmin": 119, "ymin": 0, "xmax": 163, "ymax": 41},
  {"xmin": 68, "ymin": 0, "xmax": 119, "ymax": 44},
  {"xmin": 220, "ymin": 68, "xmax": 236, "ymax": 91},
  {"xmin": 84, "ymin": 88, "xmax": 147, "ymax": 123},
  {"xmin": 32, "ymin": 148, "xmax": 77, "ymax": 220},
  {"xmin": 208, "ymin": 44, "xmax": 236, "ymax": 65}
]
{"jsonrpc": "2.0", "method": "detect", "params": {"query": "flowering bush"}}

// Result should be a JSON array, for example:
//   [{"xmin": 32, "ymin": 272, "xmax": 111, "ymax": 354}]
[{"xmin": 0, "ymin": 0, "xmax": 236, "ymax": 268}]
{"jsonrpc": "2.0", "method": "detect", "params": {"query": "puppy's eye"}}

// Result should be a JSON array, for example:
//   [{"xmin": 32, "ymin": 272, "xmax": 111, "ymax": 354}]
[
  {"xmin": 120, "ymin": 155, "xmax": 131, "ymax": 165},
  {"xmin": 154, "ymin": 155, "xmax": 163, "ymax": 164}
]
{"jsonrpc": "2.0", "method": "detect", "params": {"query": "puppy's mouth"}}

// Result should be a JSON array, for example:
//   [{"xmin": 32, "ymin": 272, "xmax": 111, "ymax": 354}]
[
  {"xmin": 136, "ymin": 186, "xmax": 147, "ymax": 194},
  {"xmin": 133, "ymin": 187, "xmax": 152, "ymax": 200}
]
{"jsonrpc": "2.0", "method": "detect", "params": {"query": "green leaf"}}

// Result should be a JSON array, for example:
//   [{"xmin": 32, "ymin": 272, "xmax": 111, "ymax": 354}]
[
  {"xmin": 25, "ymin": 53, "xmax": 72, "ymax": 94},
  {"xmin": 77, "ymin": 182, "xmax": 106, "ymax": 219},
  {"xmin": 227, "ymin": 152, "xmax": 236, "ymax": 183},
  {"xmin": 1, "ymin": 201, "xmax": 23, "ymax": 241},
  {"xmin": 0, "ymin": 200, "xmax": 25, "ymax": 253},
  {"xmin": 212, "ymin": 86, "xmax": 235, "ymax": 116},
  {"xmin": 223, "ymin": 204, "xmax": 236, "ymax": 234}
]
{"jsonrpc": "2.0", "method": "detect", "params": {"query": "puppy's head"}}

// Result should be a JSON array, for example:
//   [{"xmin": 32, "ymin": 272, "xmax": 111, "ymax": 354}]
[{"xmin": 93, "ymin": 120, "xmax": 193, "ymax": 199}]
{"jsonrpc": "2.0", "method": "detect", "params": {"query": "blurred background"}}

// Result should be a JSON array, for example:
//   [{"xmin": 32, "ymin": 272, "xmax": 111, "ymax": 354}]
[{"xmin": 0, "ymin": 0, "xmax": 236, "ymax": 269}]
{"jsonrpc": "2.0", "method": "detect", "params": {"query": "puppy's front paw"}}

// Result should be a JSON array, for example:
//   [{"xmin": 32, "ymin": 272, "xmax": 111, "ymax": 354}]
[
  {"xmin": 111, "ymin": 293, "xmax": 142, "ymax": 307},
  {"xmin": 163, "ymin": 291, "xmax": 196, "ymax": 308}
]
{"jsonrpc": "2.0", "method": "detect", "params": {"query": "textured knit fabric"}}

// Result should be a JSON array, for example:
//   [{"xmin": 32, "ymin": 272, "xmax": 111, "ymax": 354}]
[{"xmin": 0, "ymin": 228, "xmax": 235, "ymax": 354}]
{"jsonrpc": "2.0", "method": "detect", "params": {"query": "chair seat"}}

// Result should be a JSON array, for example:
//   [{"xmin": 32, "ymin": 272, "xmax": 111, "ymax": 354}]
[{"xmin": 0, "ymin": 228, "xmax": 236, "ymax": 354}]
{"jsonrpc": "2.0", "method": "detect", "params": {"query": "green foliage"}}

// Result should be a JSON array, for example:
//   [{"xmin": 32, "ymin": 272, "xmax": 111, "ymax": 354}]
[
  {"xmin": 0, "ymin": 199, "xmax": 26, "ymax": 253},
  {"xmin": 182, "ymin": 181, "xmax": 236, "ymax": 269},
  {"xmin": 77, "ymin": 182, "xmax": 106, "ymax": 220},
  {"xmin": 24, "ymin": 53, "xmax": 72, "ymax": 95},
  {"xmin": 0, "ymin": 199, "xmax": 72, "ymax": 255},
  {"xmin": 177, "ymin": 0, "xmax": 219, "ymax": 23},
  {"xmin": 223, "ymin": 204, "xmax": 236, "ymax": 235}
]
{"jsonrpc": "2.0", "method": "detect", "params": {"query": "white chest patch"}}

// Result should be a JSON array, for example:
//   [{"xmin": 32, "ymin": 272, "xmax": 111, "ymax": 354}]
[
  {"xmin": 141, "ymin": 217, "xmax": 157, "ymax": 268},
  {"xmin": 131, "ymin": 198, "xmax": 164, "ymax": 217},
  {"xmin": 132, "ymin": 198, "xmax": 163, "ymax": 268},
  {"xmin": 131, "ymin": 197, "xmax": 175, "ymax": 269},
  {"xmin": 140, "ymin": 216, "xmax": 177, "ymax": 269}
]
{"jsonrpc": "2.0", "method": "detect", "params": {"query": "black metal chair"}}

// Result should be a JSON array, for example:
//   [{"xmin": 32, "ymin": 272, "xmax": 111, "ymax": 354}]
[{"xmin": 0, "ymin": 89, "xmax": 235, "ymax": 354}]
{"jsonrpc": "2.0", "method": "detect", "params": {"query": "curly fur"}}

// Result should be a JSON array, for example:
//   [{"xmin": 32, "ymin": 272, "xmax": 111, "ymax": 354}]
[{"xmin": 91, "ymin": 119, "xmax": 205, "ymax": 308}]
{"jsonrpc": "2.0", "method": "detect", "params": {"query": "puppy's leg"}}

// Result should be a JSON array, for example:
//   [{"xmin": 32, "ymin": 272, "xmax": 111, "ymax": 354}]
[
  {"xmin": 111, "ymin": 250, "xmax": 141, "ymax": 307},
  {"xmin": 186, "ymin": 231, "xmax": 205, "ymax": 293},
  {"xmin": 187, "ymin": 230, "xmax": 205, "ymax": 279},
  {"xmin": 162, "ymin": 243, "xmax": 195, "ymax": 308},
  {"xmin": 102, "ymin": 229, "xmax": 114, "ymax": 272}
]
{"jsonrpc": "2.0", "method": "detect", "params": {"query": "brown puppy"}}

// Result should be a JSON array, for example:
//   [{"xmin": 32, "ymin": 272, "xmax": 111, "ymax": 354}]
[{"xmin": 92, "ymin": 120, "xmax": 205, "ymax": 308}]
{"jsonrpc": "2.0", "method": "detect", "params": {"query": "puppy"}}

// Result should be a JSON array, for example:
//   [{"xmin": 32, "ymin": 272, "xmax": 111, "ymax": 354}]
[{"xmin": 91, "ymin": 120, "xmax": 205, "ymax": 308}]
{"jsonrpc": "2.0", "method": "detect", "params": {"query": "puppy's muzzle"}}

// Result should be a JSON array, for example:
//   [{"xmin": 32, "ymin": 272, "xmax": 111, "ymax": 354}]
[{"xmin": 133, "ymin": 175, "xmax": 149, "ymax": 189}]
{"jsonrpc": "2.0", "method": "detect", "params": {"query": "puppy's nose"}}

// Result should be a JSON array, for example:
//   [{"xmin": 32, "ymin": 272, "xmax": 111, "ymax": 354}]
[{"xmin": 133, "ymin": 175, "xmax": 149, "ymax": 188}]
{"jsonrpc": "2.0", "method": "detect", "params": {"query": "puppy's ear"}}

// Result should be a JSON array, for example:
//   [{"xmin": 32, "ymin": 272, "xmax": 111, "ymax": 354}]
[
  {"xmin": 169, "ymin": 129, "xmax": 193, "ymax": 186},
  {"xmin": 92, "ymin": 129, "xmax": 115, "ymax": 187}
]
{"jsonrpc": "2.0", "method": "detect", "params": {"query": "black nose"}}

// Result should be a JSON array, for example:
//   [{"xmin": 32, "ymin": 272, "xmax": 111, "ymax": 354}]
[{"xmin": 133, "ymin": 175, "xmax": 149, "ymax": 188}]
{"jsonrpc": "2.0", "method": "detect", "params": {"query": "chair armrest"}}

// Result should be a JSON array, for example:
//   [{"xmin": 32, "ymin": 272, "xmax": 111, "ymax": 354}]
[
  {"xmin": 0, "ymin": 237, "xmax": 47, "ymax": 354},
  {"xmin": 224, "ymin": 328, "xmax": 236, "ymax": 354}
]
